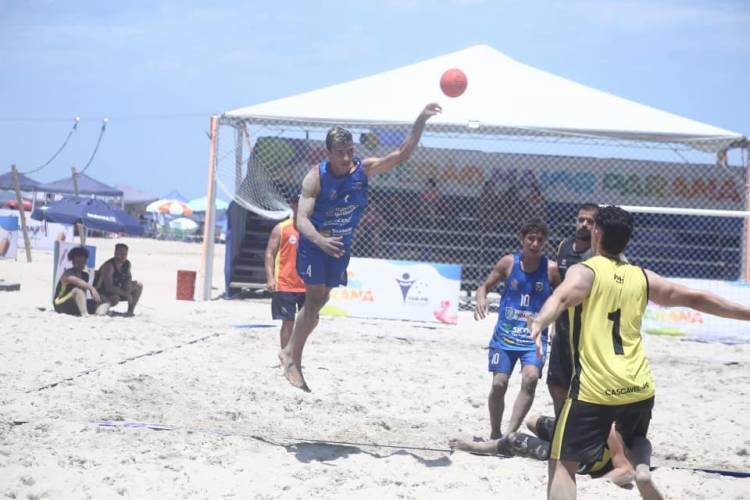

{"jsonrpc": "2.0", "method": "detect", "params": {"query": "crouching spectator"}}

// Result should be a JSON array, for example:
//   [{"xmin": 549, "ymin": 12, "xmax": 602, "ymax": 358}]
[{"xmin": 96, "ymin": 243, "xmax": 143, "ymax": 317}]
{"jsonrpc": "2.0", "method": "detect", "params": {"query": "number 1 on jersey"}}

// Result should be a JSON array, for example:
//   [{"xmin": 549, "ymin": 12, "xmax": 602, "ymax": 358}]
[{"xmin": 608, "ymin": 309, "xmax": 624, "ymax": 355}]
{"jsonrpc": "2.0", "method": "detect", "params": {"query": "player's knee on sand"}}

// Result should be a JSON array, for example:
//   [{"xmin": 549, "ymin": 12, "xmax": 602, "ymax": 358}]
[
  {"xmin": 525, "ymin": 415, "xmax": 539, "ymax": 433},
  {"xmin": 634, "ymin": 464, "xmax": 653, "ymax": 486}
]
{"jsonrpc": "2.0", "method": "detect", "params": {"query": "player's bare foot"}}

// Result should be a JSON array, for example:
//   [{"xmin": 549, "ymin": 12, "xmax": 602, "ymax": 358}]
[
  {"xmin": 448, "ymin": 438, "xmax": 474, "ymax": 453},
  {"xmin": 278, "ymin": 350, "xmax": 311, "ymax": 392}
]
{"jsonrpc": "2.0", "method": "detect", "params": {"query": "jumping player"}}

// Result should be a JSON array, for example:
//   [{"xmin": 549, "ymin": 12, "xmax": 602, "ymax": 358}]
[
  {"xmin": 474, "ymin": 218, "xmax": 560, "ymax": 439},
  {"xmin": 529, "ymin": 205, "xmax": 750, "ymax": 500},
  {"xmin": 279, "ymin": 102, "xmax": 442, "ymax": 391}
]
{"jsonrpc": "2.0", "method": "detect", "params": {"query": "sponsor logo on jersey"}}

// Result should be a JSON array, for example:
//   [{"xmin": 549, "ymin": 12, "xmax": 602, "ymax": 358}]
[
  {"xmin": 329, "ymin": 190, "xmax": 337, "ymax": 200},
  {"xmin": 535, "ymin": 281, "xmax": 544, "ymax": 292},
  {"xmin": 288, "ymin": 235, "xmax": 297, "ymax": 245},
  {"xmin": 510, "ymin": 279, "xmax": 518, "ymax": 290}
]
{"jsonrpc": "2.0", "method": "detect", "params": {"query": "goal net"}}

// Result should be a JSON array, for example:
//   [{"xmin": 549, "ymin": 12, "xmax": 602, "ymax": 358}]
[{"xmin": 214, "ymin": 116, "xmax": 748, "ymax": 293}]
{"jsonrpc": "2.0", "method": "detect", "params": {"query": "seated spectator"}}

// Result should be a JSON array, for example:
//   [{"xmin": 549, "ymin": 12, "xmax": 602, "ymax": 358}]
[
  {"xmin": 95, "ymin": 243, "xmax": 144, "ymax": 317},
  {"xmin": 476, "ymin": 180, "xmax": 499, "ymax": 227},
  {"xmin": 420, "ymin": 177, "xmax": 443, "ymax": 225},
  {"xmin": 498, "ymin": 186, "xmax": 524, "ymax": 233},
  {"xmin": 359, "ymin": 199, "xmax": 385, "ymax": 257},
  {"xmin": 523, "ymin": 185, "xmax": 548, "ymax": 224},
  {"xmin": 53, "ymin": 246, "xmax": 108, "ymax": 317}
]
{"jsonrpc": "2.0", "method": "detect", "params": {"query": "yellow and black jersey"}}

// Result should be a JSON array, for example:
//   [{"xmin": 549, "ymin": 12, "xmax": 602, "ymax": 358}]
[
  {"xmin": 567, "ymin": 255, "xmax": 655, "ymax": 405},
  {"xmin": 54, "ymin": 269, "xmax": 90, "ymax": 305}
]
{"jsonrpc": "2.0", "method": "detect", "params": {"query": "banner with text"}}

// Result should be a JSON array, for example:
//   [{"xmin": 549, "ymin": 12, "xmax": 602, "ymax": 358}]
[
  {"xmin": 643, "ymin": 278, "xmax": 750, "ymax": 344},
  {"xmin": 321, "ymin": 257, "xmax": 462, "ymax": 324},
  {"xmin": 0, "ymin": 215, "xmax": 19, "ymax": 260},
  {"xmin": 255, "ymin": 137, "xmax": 746, "ymax": 210}
]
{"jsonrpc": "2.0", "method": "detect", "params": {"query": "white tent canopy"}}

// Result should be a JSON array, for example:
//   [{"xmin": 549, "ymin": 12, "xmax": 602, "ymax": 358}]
[{"xmin": 226, "ymin": 45, "xmax": 743, "ymax": 148}]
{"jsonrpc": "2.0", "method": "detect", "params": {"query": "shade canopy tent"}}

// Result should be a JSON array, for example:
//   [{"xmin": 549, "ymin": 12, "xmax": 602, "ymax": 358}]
[
  {"xmin": 212, "ymin": 44, "xmax": 750, "ymax": 299},
  {"xmin": 117, "ymin": 185, "xmax": 158, "ymax": 205},
  {"xmin": 0, "ymin": 170, "xmax": 43, "ymax": 191},
  {"xmin": 225, "ymin": 44, "xmax": 743, "ymax": 150},
  {"xmin": 39, "ymin": 173, "xmax": 123, "ymax": 197},
  {"xmin": 162, "ymin": 190, "xmax": 188, "ymax": 202}
]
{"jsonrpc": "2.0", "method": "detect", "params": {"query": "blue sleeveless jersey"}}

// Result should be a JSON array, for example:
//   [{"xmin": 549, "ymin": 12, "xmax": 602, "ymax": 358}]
[
  {"xmin": 491, "ymin": 254, "xmax": 552, "ymax": 351},
  {"xmin": 308, "ymin": 158, "xmax": 368, "ymax": 248}
]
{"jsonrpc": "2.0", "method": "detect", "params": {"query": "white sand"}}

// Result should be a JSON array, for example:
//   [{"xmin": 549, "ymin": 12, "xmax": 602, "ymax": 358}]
[{"xmin": 1, "ymin": 237, "xmax": 749, "ymax": 499}]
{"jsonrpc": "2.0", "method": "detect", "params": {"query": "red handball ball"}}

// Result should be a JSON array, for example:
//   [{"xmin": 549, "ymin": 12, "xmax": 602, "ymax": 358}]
[{"xmin": 440, "ymin": 68, "xmax": 468, "ymax": 98}]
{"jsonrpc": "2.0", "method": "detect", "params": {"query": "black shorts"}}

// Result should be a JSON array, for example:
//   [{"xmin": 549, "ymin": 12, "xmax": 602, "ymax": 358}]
[
  {"xmin": 551, "ymin": 396, "xmax": 654, "ymax": 466},
  {"xmin": 547, "ymin": 318, "xmax": 572, "ymax": 388},
  {"xmin": 54, "ymin": 298, "xmax": 97, "ymax": 316},
  {"xmin": 534, "ymin": 415, "xmax": 613, "ymax": 476},
  {"xmin": 271, "ymin": 291, "xmax": 305, "ymax": 321}
]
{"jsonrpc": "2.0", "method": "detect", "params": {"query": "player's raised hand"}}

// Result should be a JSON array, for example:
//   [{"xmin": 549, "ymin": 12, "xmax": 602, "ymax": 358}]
[
  {"xmin": 420, "ymin": 102, "xmax": 442, "ymax": 120},
  {"xmin": 319, "ymin": 235, "xmax": 345, "ymax": 258}
]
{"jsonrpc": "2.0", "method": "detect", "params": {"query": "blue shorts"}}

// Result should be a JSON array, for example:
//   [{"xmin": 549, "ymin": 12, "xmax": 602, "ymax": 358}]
[
  {"xmin": 488, "ymin": 348, "xmax": 545, "ymax": 376},
  {"xmin": 296, "ymin": 238, "xmax": 350, "ymax": 288}
]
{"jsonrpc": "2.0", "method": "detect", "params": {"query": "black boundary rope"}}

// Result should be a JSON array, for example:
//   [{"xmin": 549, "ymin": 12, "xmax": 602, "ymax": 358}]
[
  {"xmin": 91, "ymin": 419, "xmax": 452, "ymax": 454},
  {"xmin": 78, "ymin": 119, "xmax": 108, "ymax": 174},
  {"xmin": 88, "ymin": 419, "xmax": 750, "ymax": 478},
  {"xmin": 22, "ymin": 118, "xmax": 79, "ymax": 175},
  {"xmin": 26, "ymin": 332, "xmax": 225, "ymax": 394},
  {"xmin": 25, "ymin": 324, "xmax": 274, "ymax": 394}
]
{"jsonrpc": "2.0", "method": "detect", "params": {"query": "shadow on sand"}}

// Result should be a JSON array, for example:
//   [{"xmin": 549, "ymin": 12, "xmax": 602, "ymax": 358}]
[{"xmin": 277, "ymin": 441, "xmax": 452, "ymax": 468}]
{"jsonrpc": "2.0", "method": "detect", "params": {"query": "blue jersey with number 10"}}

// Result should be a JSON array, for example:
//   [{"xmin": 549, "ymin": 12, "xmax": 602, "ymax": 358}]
[
  {"xmin": 308, "ymin": 158, "xmax": 368, "ymax": 250},
  {"xmin": 491, "ymin": 254, "xmax": 552, "ymax": 351}
]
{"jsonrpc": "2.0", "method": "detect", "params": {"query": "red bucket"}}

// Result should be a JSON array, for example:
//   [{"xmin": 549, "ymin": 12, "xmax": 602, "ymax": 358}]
[{"xmin": 176, "ymin": 270, "xmax": 196, "ymax": 301}]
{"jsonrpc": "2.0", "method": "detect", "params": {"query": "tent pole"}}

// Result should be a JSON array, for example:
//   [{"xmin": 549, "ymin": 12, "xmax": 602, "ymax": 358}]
[
  {"xmin": 11, "ymin": 164, "xmax": 32, "ymax": 263},
  {"xmin": 200, "ymin": 115, "xmax": 219, "ymax": 301},
  {"xmin": 71, "ymin": 166, "xmax": 86, "ymax": 245}
]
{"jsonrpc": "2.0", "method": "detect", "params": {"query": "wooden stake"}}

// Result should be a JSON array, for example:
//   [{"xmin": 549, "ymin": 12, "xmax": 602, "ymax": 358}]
[{"xmin": 11, "ymin": 164, "xmax": 32, "ymax": 262}]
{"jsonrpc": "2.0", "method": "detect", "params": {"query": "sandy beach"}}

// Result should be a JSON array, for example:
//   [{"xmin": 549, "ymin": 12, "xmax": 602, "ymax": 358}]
[{"xmin": 1, "ymin": 237, "xmax": 749, "ymax": 499}]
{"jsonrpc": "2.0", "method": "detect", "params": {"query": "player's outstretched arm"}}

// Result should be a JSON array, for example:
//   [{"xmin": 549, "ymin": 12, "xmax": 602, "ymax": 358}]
[
  {"xmin": 474, "ymin": 255, "xmax": 512, "ymax": 320},
  {"xmin": 264, "ymin": 223, "xmax": 282, "ymax": 291},
  {"xmin": 645, "ymin": 269, "xmax": 750, "ymax": 321},
  {"xmin": 529, "ymin": 264, "xmax": 594, "ymax": 355},
  {"xmin": 363, "ymin": 103, "xmax": 442, "ymax": 177},
  {"xmin": 296, "ymin": 167, "xmax": 344, "ymax": 258}
]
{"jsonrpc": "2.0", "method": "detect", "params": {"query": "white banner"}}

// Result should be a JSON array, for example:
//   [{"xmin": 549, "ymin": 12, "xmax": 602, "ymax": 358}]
[
  {"xmin": 643, "ymin": 278, "xmax": 750, "ymax": 344},
  {"xmin": 321, "ymin": 257, "xmax": 462, "ymax": 324}
]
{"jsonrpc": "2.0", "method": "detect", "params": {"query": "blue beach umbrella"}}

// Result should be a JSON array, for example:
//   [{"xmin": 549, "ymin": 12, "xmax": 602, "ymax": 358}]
[
  {"xmin": 31, "ymin": 198, "xmax": 145, "ymax": 236},
  {"xmin": 187, "ymin": 196, "xmax": 229, "ymax": 212}
]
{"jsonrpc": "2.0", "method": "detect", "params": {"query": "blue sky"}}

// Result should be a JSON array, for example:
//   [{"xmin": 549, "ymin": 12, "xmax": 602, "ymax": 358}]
[{"xmin": 1, "ymin": 0, "xmax": 748, "ymax": 199}]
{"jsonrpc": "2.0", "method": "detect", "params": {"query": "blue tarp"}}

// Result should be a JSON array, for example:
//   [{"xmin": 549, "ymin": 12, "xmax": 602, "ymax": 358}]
[
  {"xmin": 0, "ymin": 171, "xmax": 42, "ymax": 191},
  {"xmin": 39, "ymin": 173, "xmax": 123, "ymax": 197}
]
